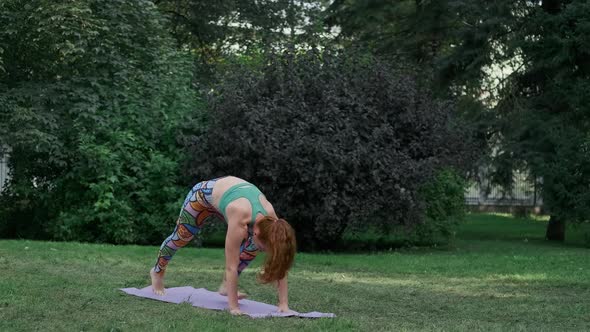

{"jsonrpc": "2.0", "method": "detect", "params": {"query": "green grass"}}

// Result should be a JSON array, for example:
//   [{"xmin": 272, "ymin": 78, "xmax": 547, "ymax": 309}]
[{"xmin": 1, "ymin": 213, "xmax": 589, "ymax": 331}]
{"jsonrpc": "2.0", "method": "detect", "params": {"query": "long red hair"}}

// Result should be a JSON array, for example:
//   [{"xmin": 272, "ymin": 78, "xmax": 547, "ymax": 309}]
[{"xmin": 256, "ymin": 216, "xmax": 297, "ymax": 283}]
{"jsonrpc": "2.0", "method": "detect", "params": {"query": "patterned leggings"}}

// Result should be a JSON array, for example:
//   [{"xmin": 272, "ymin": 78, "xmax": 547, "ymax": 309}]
[{"xmin": 153, "ymin": 179, "xmax": 259, "ymax": 275}]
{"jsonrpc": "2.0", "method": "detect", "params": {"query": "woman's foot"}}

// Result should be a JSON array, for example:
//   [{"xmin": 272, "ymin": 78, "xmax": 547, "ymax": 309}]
[
  {"xmin": 218, "ymin": 283, "xmax": 248, "ymax": 299},
  {"xmin": 150, "ymin": 268, "xmax": 165, "ymax": 295}
]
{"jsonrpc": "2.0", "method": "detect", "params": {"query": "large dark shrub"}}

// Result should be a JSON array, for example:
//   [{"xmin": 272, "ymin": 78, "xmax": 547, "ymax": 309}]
[{"xmin": 186, "ymin": 48, "xmax": 474, "ymax": 250}]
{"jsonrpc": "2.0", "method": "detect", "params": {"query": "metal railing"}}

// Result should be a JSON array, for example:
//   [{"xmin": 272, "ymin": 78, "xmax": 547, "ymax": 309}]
[{"xmin": 465, "ymin": 170, "xmax": 542, "ymax": 207}]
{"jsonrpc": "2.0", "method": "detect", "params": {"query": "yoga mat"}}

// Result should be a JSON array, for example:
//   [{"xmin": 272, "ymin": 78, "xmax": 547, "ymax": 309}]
[{"xmin": 120, "ymin": 286, "xmax": 335, "ymax": 319}]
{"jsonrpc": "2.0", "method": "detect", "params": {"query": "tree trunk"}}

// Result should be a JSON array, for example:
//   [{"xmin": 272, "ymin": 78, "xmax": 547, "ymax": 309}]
[
  {"xmin": 541, "ymin": 0, "xmax": 566, "ymax": 244},
  {"xmin": 545, "ymin": 215, "xmax": 565, "ymax": 241}
]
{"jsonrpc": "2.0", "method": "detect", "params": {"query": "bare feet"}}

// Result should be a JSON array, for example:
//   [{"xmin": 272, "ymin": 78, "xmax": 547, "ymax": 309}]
[
  {"xmin": 218, "ymin": 284, "xmax": 248, "ymax": 299},
  {"xmin": 150, "ymin": 268, "xmax": 165, "ymax": 295},
  {"xmin": 229, "ymin": 307, "xmax": 244, "ymax": 315}
]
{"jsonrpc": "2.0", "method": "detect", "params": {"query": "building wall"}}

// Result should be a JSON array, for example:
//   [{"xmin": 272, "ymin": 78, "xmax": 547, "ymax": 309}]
[{"xmin": 0, "ymin": 151, "xmax": 8, "ymax": 192}]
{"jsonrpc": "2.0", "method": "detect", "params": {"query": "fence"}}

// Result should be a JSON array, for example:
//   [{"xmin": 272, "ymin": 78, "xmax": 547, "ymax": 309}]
[{"xmin": 464, "ymin": 169, "xmax": 542, "ymax": 212}]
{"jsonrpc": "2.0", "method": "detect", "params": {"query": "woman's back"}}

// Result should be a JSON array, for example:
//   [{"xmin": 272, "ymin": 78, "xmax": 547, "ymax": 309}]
[{"xmin": 211, "ymin": 176, "xmax": 277, "ymax": 222}]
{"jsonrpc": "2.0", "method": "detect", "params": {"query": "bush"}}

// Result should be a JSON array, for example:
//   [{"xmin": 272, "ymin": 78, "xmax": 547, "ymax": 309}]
[
  {"xmin": 186, "ymin": 47, "xmax": 475, "ymax": 250},
  {"xmin": 343, "ymin": 169, "xmax": 466, "ymax": 250},
  {"xmin": 414, "ymin": 169, "xmax": 467, "ymax": 244},
  {"xmin": 0, "ymin": 0, "xmax": 199, "ymax": 243}
]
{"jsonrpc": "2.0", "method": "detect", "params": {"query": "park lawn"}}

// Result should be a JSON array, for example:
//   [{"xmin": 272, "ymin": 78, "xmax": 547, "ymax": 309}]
[{"xmin": 0, "ymin": 213, "xmax": 589, "ymax": 332}]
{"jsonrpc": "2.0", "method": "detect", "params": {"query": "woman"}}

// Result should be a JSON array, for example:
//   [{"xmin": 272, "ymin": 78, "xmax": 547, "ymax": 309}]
[{"xmin": 150, "ymin": 176, "xmax": 297, "ymax": 315}]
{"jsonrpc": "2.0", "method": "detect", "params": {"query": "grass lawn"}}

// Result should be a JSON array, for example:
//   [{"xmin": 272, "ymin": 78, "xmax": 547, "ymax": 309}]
[{"xmin": 1, "ymin": 213, "xmax": 589, "ymax": 331}]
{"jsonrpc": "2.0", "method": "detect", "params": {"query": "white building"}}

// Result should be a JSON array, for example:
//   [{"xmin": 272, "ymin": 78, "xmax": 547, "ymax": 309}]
[{"xmin": 0, "ymin": 148, "xmax": 9, "ymax": 192}]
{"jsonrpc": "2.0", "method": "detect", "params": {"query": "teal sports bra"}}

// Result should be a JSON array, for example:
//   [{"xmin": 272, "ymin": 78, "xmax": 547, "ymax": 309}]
[{"xmin": 218, "ymin": 182, "xmax": 268, "ymax": 225}]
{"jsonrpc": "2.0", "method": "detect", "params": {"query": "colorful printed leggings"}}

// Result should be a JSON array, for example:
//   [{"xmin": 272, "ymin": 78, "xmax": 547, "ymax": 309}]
[{"xmin": 153, "ymin": 179, "xmax": 259, "ymax": 275}]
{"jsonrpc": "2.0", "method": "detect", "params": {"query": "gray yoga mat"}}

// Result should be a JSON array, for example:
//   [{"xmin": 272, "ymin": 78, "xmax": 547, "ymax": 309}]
[{"xmin": 120, "ymin": 286, "xmax": 335, "ymax": 319}]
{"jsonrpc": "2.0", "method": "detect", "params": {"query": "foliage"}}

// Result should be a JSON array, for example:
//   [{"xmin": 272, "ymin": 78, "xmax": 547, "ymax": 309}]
[
  {"xmin": 443, "ymin": 0, "xmax": 590, "ymax": 231},
  {"xmin": 185, "ymin": 47, "xmax": 475, "ymax": 250},
  {"xmin": 438, "ymin": 1, "xmax": 590, "ymax": 231},
  {"xmin": 416, "ymin": 168, "xmax": 467, "ymax": 244},
  {"xmin": 326, "ymin": 0, "xmax": 458, "ymax": 67},
  {"xmin": 154, "ymin": 0, "xmax": 330, "ymax": 84},
  {"xmin": 496, "ymin": 1, "xmax": 590, "ymax": 227},
  {"xmin": 344, "ymin": 168, "xmax": 467, "ymax": 249},
  {"xmin": 327, "ymin": 0, "xmax": 590, "ymax": 238},
  {"xmin": 0, "ymin": 0, "xmax": 199, "ymax": 243}
]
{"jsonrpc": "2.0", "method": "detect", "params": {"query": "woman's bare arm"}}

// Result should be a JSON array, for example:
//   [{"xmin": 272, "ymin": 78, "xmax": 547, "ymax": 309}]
[
  {"xmin": 276, "ymin": 275, "xmax": 289, "ymax": 312},
  {"xmin": 224, "ymin": 218, "xmax": 246, "ymax": 314}
]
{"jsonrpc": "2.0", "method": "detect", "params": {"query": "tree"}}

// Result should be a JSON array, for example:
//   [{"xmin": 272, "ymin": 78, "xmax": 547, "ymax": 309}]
[
  {"xmin": 499, "ymin": 0, "xmax": 590, "ymax": 240},
  {"xmin": 0, "ymin": 0, "xmax": 198, "ymax": 243},
  {"xmin": 441, "ymin": 0, "xmax": 590, "ymax": 240},
  {"xmin": 327, "ymin": 0, "xmax": 590, "ymax": 241},
  {"xmin": 154, "ymin": 0, "xmax": 330, "ymax": 83},
  {"xmin": 326, "ymin": 1, "xmax": 467, "ymax": 75}
]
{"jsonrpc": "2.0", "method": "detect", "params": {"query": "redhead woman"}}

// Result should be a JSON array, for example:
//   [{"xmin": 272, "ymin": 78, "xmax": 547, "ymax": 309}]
[{"xmin": 149, "ymin": 176, "xmax": 297, "ymax": 315}]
